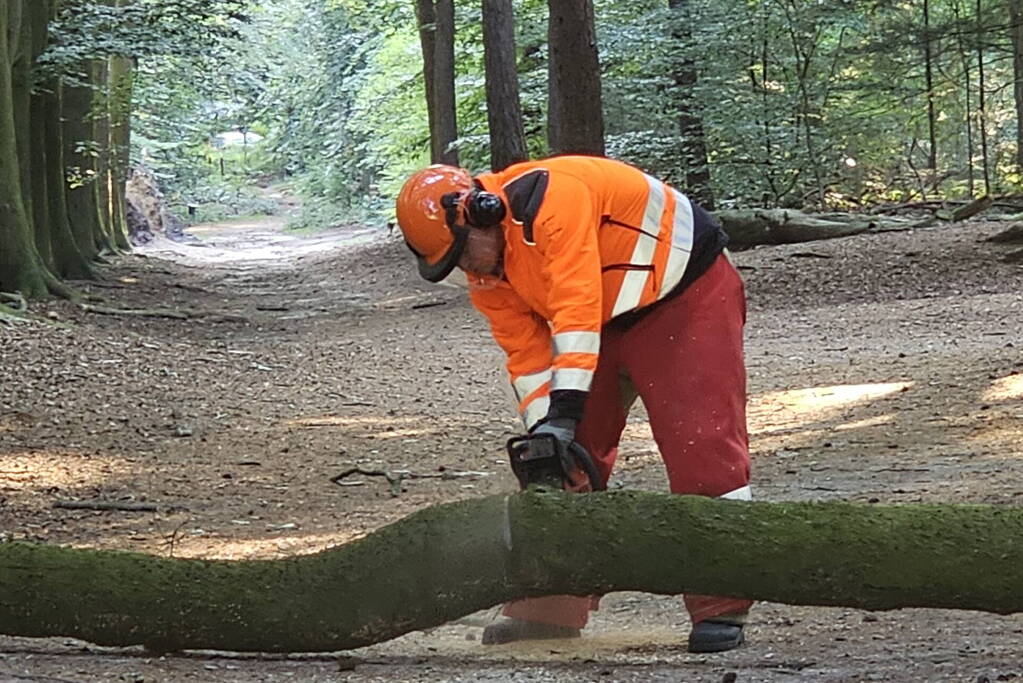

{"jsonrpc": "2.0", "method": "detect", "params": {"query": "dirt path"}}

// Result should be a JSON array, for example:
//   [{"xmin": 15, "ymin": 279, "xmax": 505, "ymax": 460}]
[{"xmin": 1, "ymin": 214, "xmax": 1022, "ymax": 681}]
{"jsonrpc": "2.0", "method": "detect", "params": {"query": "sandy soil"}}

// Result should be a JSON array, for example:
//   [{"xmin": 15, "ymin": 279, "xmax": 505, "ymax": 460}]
[{"xmin": 1, "ymin": 212, "xmax": 1022, "ymax": 682}]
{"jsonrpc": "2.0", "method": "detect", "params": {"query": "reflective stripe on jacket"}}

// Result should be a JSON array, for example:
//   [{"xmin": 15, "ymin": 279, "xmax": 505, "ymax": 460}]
[{"xmin": 470, "ymin": 156, "xmax": 727, "ymax": 428}]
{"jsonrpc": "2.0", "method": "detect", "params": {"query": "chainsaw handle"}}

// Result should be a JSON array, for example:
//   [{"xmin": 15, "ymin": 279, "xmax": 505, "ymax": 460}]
[{"xmin": 506, "ymin": 433, "xmax": 605, "ymax": 492}]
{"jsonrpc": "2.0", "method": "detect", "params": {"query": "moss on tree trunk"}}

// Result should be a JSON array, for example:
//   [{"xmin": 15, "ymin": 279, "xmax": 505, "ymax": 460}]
[
  {"xmin": 1, "ymin": 491, "xmax": 1021, "ymax": 653},
  {"xmin": 0, "ymin": 0, "xmax": 50, "ymax": 298}
]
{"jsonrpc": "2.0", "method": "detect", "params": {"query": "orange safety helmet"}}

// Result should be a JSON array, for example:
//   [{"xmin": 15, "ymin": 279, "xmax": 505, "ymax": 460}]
[
  {"xmin": 396, "ymin": 165, "xmax": 474, "ymax": 282},
  {"xmin": 396, "ymin": 164, "xmax": 508, "ymax": 282}
]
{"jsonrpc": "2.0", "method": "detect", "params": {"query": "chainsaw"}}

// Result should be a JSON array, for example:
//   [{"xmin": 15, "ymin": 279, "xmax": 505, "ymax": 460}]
[{"xmin": 506, "ymin": 432, "xmax": 605, "ymax": 492}]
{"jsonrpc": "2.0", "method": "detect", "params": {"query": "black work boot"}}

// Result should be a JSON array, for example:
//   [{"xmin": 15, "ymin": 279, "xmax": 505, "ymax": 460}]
[
  {"xmin": 481, "ymin": 618, "xmax": 581, "ymax": 645},
  {"xmin": 687, "ymin": 618, "xmax": 746, "ymax": 653}
]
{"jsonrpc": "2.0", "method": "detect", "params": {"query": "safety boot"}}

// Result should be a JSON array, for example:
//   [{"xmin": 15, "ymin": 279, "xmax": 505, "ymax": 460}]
[
  {"xmin": 481, "ymin": 618, "xmax": 581, "ymax": 645},
  {"xmin": 687, "ymin": 618, "xmax": 745, "ymax": 653}
]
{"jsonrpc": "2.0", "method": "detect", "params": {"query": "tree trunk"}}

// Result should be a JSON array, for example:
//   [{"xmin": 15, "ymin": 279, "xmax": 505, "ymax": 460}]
[
  {"xmin": 414, "ymin": 0, "xmax": 439, "ymax": 160},
  {"xmin": 923, "ymin": 0, "xmax": 937, "ymax": 171},
  {"xmin": 953, "ymin": 0, "xmax": 975, "ymax": 195},
  {"xmin": 0, "ymin": 0, "xmax": 50, "ymax": 298},
  {"xmin": 92, "ymin": 57, "xmax": 118, "ymax": 253},
  {"xmin": 27, "ymin": 0, "xmax": 54, "ymax": 270},
  {"xmin": 1010, "ymin": 0, "xmax": 1023, "ymax": 174},
  {"xmin": 106, "ymin": 10, "xmax": 132, "ymax": 252},
  {"xmin": 668, "ymin": 0, "xmax": 714, "ymax": 209},
  {"xmin": 432, "ymin": 0, "xmax": 458, "ymax": 165},
  {"xmin": 714, "ymin": 208, "xmax": 882, "ymax": 248},
  {"xmin": 482, "ymin": 0, "xmax": 527, "ymax": 171},
  {"xmin": 47, "ymin": 77, "xmax": 93, "ymax": 279},
  {"xmin": 546, "ymin": 0, "xmax": 604, "ymax": 156},
  {"xmin": 62, "ymin": 65, "xmax": 103, "ymax": 260},
  {"xmin": 1, "ymin": 491, "xmax": 1021, "ymax": 653},
  {"xmin": 9, "ymin": 0, "xmax": 32, "ymax": 225},
  {"xmin": 976, "ymin": 0, "xmax": 990, "ymax": 196}
]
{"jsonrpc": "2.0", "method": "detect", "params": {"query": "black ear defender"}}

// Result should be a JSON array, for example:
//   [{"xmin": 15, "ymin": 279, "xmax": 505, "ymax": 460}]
[
  {"xmin": 465, "ymin": 190, "xmax": 506, "ymax": 227},
  {"xmin": 440, "ymin": 185, "xmax": 506, "ymax": 229}
]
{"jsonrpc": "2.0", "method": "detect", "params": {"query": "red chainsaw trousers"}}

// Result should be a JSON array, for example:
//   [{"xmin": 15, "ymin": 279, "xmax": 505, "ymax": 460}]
[{"xmin": 503, "ymin": 253, "xmax": 754, "ymax": 628}]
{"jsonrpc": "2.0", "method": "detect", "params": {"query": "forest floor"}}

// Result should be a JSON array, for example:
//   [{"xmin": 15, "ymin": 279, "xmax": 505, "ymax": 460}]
[{"xmin": 1, "ymin": 209, "xmax": 1022, "ymax": 682}]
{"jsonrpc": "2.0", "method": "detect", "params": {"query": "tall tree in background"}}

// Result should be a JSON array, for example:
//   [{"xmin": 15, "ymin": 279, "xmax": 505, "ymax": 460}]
[
  {"xmin": 923, "ymin": 0, "xmax": 938, "ymax": 171},
  {"xmin": 0, "ymin": 1, "xmax": 57, "ymax": 297},
  {"xmin": 1010, "ymin": 0, "xmax": 1023, "ymax": 175},
  {"xmin": 975, "ymin": 0, "xmax": 991, "ymax": 196},
  {"xmin": 482, "ymin": 0, "xmax": 526, "ymax": 171},
  {"xmin": 668, "ymin": 0, "xmax": 714, "ymax": 208},
  {"xmin": 547, "ymin": 0, "xmax": 604, "ymax": 156},
  {"xmin": 415, "ymin": 0, "xmax": 458, "ymax": 165}
]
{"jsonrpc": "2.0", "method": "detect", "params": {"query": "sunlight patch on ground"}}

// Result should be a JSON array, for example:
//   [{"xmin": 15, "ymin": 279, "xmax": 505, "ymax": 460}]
[
  {"xmin": 749, "ymin": 381, "xmax": 912, "ymax": 435},
  {"xmin": 982, "ymin": 373, "xmax": 1023, "ymax": 402},
  {"xmin": 0, "ymin": 450, "xmax": 131, "ymax": 491},
  {"xmin": 759, "ymin": 382, "xmax": 913, "ymax": 413},
  {"xmin": 965, "ymin": 411, "xmax": 1023, "ymax": 454},
  {"xmin": 283, "ymin": 414, "xmax": 423, "ymax": 429}
]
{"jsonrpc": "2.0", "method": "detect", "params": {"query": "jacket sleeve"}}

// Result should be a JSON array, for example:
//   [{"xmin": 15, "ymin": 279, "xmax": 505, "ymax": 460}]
[
  {"xmin": 469, "ymin": 282, "xmax": 554, "ymax": 430},
  {"xmin": 531, "ymin": 174, "xmax": 603, "ymax": 423}
]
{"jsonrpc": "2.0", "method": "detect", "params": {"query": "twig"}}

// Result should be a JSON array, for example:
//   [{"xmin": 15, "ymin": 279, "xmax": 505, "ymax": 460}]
[
  {"xmin": 80, "ymin": 303, "xmax": 191, "ymax": 320},
  {"xmin": 162, "ymin": 519, "xmax": 189, "ymax": 558},
  {"xmin": 0, "ymin": 670, "xmax": 81, "ymax": 683},
  {"xmin": 53, "ymin": 500, "xmax": 161, "ymax": 512},
  {"xmin": 79, "ymin": 303, "xmax": 247, "ymax": 323},
  {"xmin": 330, "ymin": 468, "xmax": 492, "ymax": 497}
]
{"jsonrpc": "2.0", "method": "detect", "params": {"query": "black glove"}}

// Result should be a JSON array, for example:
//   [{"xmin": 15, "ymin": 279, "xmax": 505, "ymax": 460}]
[{"xmin": 530, "ymin": 417, "xmax": 577, "ymax": 451}]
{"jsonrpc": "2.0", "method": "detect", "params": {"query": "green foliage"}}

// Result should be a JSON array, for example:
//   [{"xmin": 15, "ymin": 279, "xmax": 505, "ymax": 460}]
[
  {"xmin": 118, "ymin": 0, "xmax": 1023, "ymax": 223},
  {"xmin": 41, "ymin": 0, "xmax": 249, "ymax": 68}
]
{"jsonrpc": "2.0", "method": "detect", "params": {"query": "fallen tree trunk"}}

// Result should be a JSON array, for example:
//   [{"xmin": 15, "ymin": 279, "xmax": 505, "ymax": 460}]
[
  {"xmin": 2, "ymin": 490, "xmax": 1021, "ymax": 653},
  {"xmin": 714, "ymin": 209, "xmax": 935, "ymax": 249},
  {"xmin": 715, "ymin": 209, "xmax": 877, "ymax": 248}
]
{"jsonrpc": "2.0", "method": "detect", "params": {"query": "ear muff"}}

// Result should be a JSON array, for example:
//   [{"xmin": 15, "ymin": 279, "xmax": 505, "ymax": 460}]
[{"xmin": 465, "ymin": 190, "xmax": 506, "ymax": 227}]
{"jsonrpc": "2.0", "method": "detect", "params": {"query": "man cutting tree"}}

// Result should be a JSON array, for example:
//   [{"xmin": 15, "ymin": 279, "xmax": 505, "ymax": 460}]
[{"xmin": 394, "ymin": 155, "xmax": 753, "ymax": 653}]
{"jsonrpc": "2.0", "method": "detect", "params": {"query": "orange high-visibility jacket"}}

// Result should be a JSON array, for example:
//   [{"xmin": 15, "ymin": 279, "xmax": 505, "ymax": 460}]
[{"xmin": 471, "ymin": 156, "xmax": 728, "ymax": 429}]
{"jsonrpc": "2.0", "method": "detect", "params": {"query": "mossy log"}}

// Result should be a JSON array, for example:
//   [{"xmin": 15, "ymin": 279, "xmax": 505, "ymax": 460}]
[
  {"xmin": 2, "ymin": 491, "xmax": 1022, "ymax": 653},
  {"xmin": 715, "ymin": 209, "xmax": 879, "ymax": 248}
]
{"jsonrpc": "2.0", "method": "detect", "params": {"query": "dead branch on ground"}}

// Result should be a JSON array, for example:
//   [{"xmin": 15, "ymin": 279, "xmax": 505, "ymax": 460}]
[
  {"xmin": 330, "ymin": 467, "xmax": 492, "ymax": 497},
  {"xmin": 53, "ymin": 500, "xmax": 162, "ymax": 513}
]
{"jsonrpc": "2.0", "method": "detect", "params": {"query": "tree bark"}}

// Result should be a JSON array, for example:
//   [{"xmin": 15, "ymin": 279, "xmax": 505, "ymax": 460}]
[
  {"xmin": 482, "ymin": 0, "xmax": 527, "ymax": 171},
  {"xmin": 976, "ymin": 0, "xmax": 991, "ymax": 196},
  {"xmin": 9, "ymin": 0, "xmax": 32, "ymax": 225},
  {"xmin": 92, "ymin": 56, "xmax": 118, "ymax": 253},
  {"xmin": 415, "ymin": 0, "xmax": 459, "ymax": 165},
  {"xmin": 2, "ymin": 491, "xmax": 1022, "ymax": 653},
  {"xmin": 1010, "ymin": 0, "xmax": 1023, "ymax": 174},
  {"xmin": 0, "ymin": 0, "xmax": 50, "ymax": 297},
  {"xmin": 414, "ymin": 0, "xmax": 439, "ymax": 160},
  {"xmin": 106, "ymin": 36, "xmax": 132, "ymax": 252},
  {"xmin": 547, "ymin": 0, "xmax": 604, "ymax": 156},
  {"xmin": 923, "ymin": 0, "xmax": 937, "ymax": 171},
  {"xmin": 47, "ymin": 77, "xmax": 93, "ymax": 279},
  {"xmin": 432, "ymin": 0, "xmax": 458, "ymax": 165},
  {"xmin": 715, "ymin": 209, "xmax": 881, "ymax": 248},
  {"xmin": 668, "ymin": 0, "xmax": 714, "ymax": 209},
  {"xmin": 62, "ymin": 65, "xmax": 103, "ymax": 260}
]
